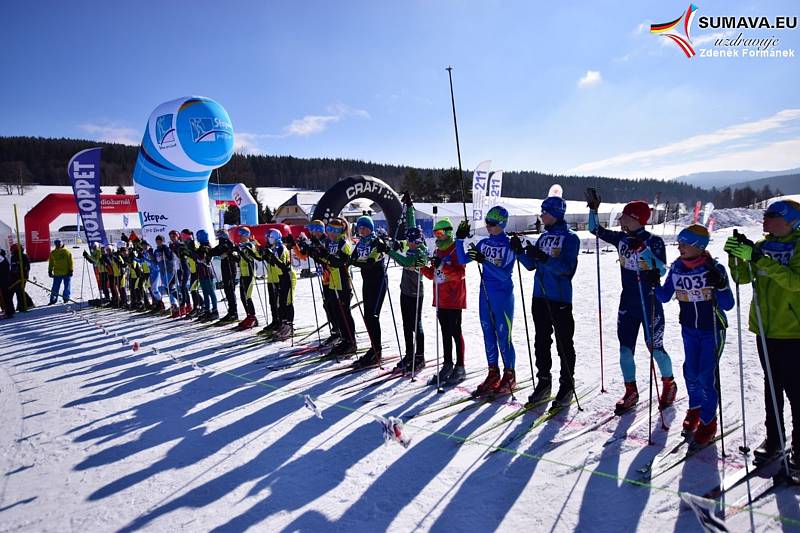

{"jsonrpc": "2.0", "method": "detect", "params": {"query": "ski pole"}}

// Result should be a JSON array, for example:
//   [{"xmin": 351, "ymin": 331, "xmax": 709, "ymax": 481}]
[
  {"xmin": 445, "ymin": 67, "xmax": 469, "ymax": 223},
  {"xmin": 384, "ymin": 271, "xmax": 403, "ymax": 358},
  {"xmin": 515, "ymin": 251, "xmax": 534, "ymax": 387},
  {"xmin": 307, "ymin": 256, "xmax": 323, "ymax": 349},
  {"xmin": 746, "ymin": 258, "xmax": 791, "ymax": 478},
  {"xmin": 711, "ymin": 290, "xmax": 726, "ymax": 458},
  {"xmin": 649, "ymin": 282, "xmax": 666, "ymax": 430},
  {"xmin": 259, "ymin": 258, "xmax": 270, "ymax": 326},
  {"xmin": 433, "ymin": 206, "xmax": 444, "ymax": 394},
  {"xmin": 80, "ymin": 253, "xmax": 87, "ymax": 310},
  {"xmin": 410, "ymin": 264, "xmax": 422, "ymax": 381},
  {"xmin": 732, "ymin": 253, "xmax": 753, "ymax": 509},
  {"xmin": 594, "ymin": 233, "xmax": 606, "ymax": 393}
]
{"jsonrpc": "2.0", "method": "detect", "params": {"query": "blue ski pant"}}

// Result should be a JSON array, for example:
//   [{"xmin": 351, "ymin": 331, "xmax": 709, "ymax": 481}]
[
  {"xmin": 200, "ymin": 277, "xmax": 217, "ymax": 312},
  {"xmin": 158, "ymin": 270, "xmax": 178, "ymax": 306},
  {"xmin": 618, "ymin": 300, "xmax": 672, "ymax": 382},
  {"xmin": 681, "ymin": 326, "xmax": 723, "ymax": 424},
  {"xmin": 479, "ymin": 286, "xmax": 516, "ymax": 370},
  {"xmin": 50, "ymin": 276, "xmax": 71, "ymax": 303}
]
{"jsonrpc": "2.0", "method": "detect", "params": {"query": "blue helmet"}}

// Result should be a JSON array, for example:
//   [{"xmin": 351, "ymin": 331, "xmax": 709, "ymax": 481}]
[
  {"xmin": 268, "ymin": 229, "xmax": 282, "ymax": 244},
  {"xmin": 406, "ymin": 226, "xmax": 424, "ymax": 244},
  {"xmin": 766, "ymin": 200, "xmax": 800, "ymax": 230},
  {"xmin": 485, "ymin": 206, "xmax": 508, "ymax": 229},
  {"xmin": 677, "ymin": 224, "xmax": 710, "ymax": 250},
  {"xmin": 356, "ymin": 216, "xmax": 374, "ymax": 232},
  {"xmin": 238, "ymin": 226, "xmax": 251, "ymax": 238},
  {"xmin": 541, "ymin": 196, "xmax": 567, "ymax": 220},
  {"xmin": 196, "ymin": 229, "xmax": 210, "ymax": 245}
]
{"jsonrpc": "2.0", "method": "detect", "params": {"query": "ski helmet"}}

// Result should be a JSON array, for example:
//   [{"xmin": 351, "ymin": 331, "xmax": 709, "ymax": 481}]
[
  {"xmin": 406, "ymin": 226, "xmax": 424, "ymax": 244},
  {"xmin": 181, "ymin": 229, "xmax": 193, "ymax": 240},
  {"xmin": 677, "ymin": 224, "xmax": 710, "ymax": 250},
  {"xmin": 433, "ymin": 218, "xmax": 454, "ymax": 236},
  {"xmin": 268, "ymin": 229, "xmax": 282, "ymax": 245},
  {"xmin": 196, "ymin": 229, "xmax": 209, "ymax": 245},
  {"xmin": 238, "ymin": 226, "xmax": 252, "ymax": 238},
  {"xmin": 155, "ymin": 235, "xmax": 165, "ymax": 243},
  {"xmin": 169, "ymin": 229, "xmax": 179, "ymax": 238},
  {"xmin": 307, "ymin": 219, "xmax": 325, "ymax": 234},
  {"xmin": 622, "ymin": 201, "xmax": 651, "ymax": 225},
  {"xmin": 356, "ymin": 216, "xmax": 374, "ymax": 232},
  {"xmin": 541, "ymin": 196, "xmax": 567, "ymax": 220},
  {"xmin": 485, "ymin": 206, "xmax": 509, "ymax": 229},
  {"xmin": 765, "ymin": 200, "xmax": 800, "ymax": 229}
]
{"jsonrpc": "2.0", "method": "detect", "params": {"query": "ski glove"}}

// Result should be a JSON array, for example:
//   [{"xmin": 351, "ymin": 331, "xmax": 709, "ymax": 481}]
[
  {"xmin": 723, "ymin": 236, "xmax": 740, "ymax": 254},
  {"xmin": 392, "ymin": 239, "xmax": 404, "ymax": 252},
  {"xmin": 524, "ymin": 244, "xmax": 548, "ymax": 263},
  {"xmin": 456, "ymin": 220, "xmax": 471, "ymax": 240},
  {"xmin": 509, "ymin": 235, "xmax": 524, "ymax": 254},
  {"xmin": 373, "ymin": 238, "xmax": 389, "ymax": 254},
  {"xmin": 640, "ymin": 269, "xmax": 661, "ymax": 285},
  {"xmin": 283, "ymin": 234, "xmax": 295, "ymax": 249},
  {"xmin": 727, "ymin": 241, "xmax": 762, "ymax": 263},
  {"xmin": 430, "ymin": 255, "xmax": 442, "ymax": 268},
  {"xmin": 68, "ymin": 270, "xmax": 73, "ymax": 277},
  {"xmin": 584, "ymin": 188, "xmax": 601, "ymax": 210},
  {"xmin": 704, "ymin": 260, "xmax": 727, "ymax": 289},
  {"xmin": 48, "ymin": 270, "xmax": 54, "ymax": 278},
  {"xmin": 414, "ymin": 255, "xmax": 427, "ymax": 267},
  {"xmin": 82, "ymin": 250, "xmax": 91, "ymax": 260},
  {"xmin": 467, "ymin": 245, "xmax": 486, "ymax": 263}
]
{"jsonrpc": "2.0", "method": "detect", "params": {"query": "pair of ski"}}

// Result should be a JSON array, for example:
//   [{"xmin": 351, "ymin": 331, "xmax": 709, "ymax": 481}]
[
  {"xmin": 704, "ymin": 447, "xmax": 797, "ymax": 503},
  {"xmin": 637, "ymin": 423, "xmax": 742, "ymax": 482}
]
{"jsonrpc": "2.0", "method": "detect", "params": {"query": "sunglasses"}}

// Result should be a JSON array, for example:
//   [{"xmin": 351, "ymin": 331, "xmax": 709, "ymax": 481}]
[
  {"xmin": 764, "ymin": 211, "xmax": 782, "ymax": 219},
  {"xmin": 307, "ymin": 225, "xmax": 324, "ymax": 233},
  {"xmin": 485, "ymin": 220, "xmax": 499, "ymax": 227},
  {"xmin": 433, "ymin": 229, "xmax": 448, "ymax": 238},
  {"xmin": 326, "ymin": 225, "xmax": 344, "ymax": 234}
]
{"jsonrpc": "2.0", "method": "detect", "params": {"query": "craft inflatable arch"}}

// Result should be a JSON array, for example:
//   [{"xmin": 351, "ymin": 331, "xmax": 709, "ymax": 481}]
[
  {"xmin": 132, "ymin": 96, "xmax": 235, "ymax": 242},
  {"xmin": 311, "ymin": 175, "xmax": 403, "ymax": 237}
]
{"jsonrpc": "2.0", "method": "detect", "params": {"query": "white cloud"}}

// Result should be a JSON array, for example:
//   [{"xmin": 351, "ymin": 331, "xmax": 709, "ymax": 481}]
[
  {"xmin": 577, "ymin": 70, "xmax": 602, "ymax": 89},
  {"xmin": 78, "ymin": 123, "xmax": 140, "ymax": 145},
  {"xmin": 571, "ymin": 108, "xmax": 800, "ymax": 177},
  {"xmin": 283, "ymin": 103, "xmax": 370, "ymax": 137},
  {"xmin": 234, "ymin": 133, "xmax": 266, "ymax": 155}
]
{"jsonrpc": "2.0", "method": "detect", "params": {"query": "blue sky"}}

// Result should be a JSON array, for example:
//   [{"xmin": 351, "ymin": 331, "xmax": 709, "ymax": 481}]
[{"xmin": 1, "ymin": 0, "xmax": 798, "ymax": 179}]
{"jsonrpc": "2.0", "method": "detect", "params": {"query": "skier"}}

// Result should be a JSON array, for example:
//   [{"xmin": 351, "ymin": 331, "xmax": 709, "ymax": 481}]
[
  {"xmin": 9, "ymin": 243, "xmax": 33, "ymax": 312},
  {"xmin": 512, "ymin": 196, "xmax": 580, "ymax": 408},
  {"xmin": 587, "ymin": 192, "xmax": 677, "ymax": 413},
  {"xmin": 317, "ymin": 217, "xmax": 357, "ymax": 357},
  {"xmin": 153, "ymin": 235, "xmax": 179, "ymax": 315},
  {"xmin": 194, "ymin": 229, "xmax": 219, "ymax": 322},
  {"xmin": 456, "ymin": 206, "xmax": 518, "ymax": 396},
  {"xmin": 421, "ymin": 217, "xmax": 467, "ymax": 384},
  {"xmin": 235, "ymin": 226, "xmax": 259, "ymax": 330},
  {"xmin": 47, "ymin": 239, "xmax": 73, "ymax": 304},
  {"xmin": 377, "ymin": 197, "xmax": 428, "ymax": 372},
  {"xmin": 170, "ymin": 230, "xmax": 191, "ymax": 316},
  {"xmin": 654, "ymin": 224, "xmax": 734, "ymax": 445},
  {"xmin": 349, "ymin": 215, "xmax": 387, "ymax": 368},
  {"xmin": 210, "ymin": 228, "xmax": 240, "ymax": 324},
  {"xmin": 113, "ymin": 242, "xmax": 129, "ymax": 310},
  {"xmin": 0, "ymin": 249, "xmax": 13, "ymax": 319},
  {"xmin": 725, "ymin": 199, "xmax": 800, "ymax": 469},
  {"xmin": 297, "ymin": 220, "xmax": 341, "ymax": 345},
  {"xmin": 179, "ymin": 229, "xmax": 203, "ymax": 318},
  {"xmin": 257, "ymin": 229, "xmax": 296, "ymax": 340}
]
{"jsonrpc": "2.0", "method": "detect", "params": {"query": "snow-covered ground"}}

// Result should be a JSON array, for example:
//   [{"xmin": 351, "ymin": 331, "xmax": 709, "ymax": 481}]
[{"xmin": 1, "ymin": 215, "xmax": 798, "ymax": 531}]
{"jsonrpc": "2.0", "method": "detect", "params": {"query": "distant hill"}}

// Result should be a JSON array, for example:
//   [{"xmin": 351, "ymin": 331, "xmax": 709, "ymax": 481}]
[
  {"xmin": 727, "ymin": 173, "xmax": 800, "ymax": 195},
  {"xmin": 671, "ymin": 168, "xmax": 800, "ymax": 189},
  {"xmin": 0, "ymin": 135, "xmax": 712, "ymax": 205}
]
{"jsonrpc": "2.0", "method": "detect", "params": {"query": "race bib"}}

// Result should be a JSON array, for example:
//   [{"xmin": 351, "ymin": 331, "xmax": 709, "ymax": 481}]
[
  {"xmin": 673, "ymin": 272, "xmax": 713, "ymax": 302},
  {"xmin": 537, "ymin": 234, "xmax": 564, "ymax": 258},
  {"xmin": 481, "ymin": 244, "xmax": 506, "ymax": 267},
  {"xmin": 760, "ymin": 241, "xmax": 795, "ymax": 266},
  {"xmin": 618, "ymin": 242, "xmax": 652, "ymax": 271},
  {"xmin": 434, "ymin": 267, "xmax": 445, "ymax": 284}
]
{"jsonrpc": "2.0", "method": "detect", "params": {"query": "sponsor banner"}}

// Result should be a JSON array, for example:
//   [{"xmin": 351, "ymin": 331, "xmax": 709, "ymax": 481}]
[
  {"xmin": 702, "ymin": 202, "xmax": 715, "ymax": 225},
  {"xmin": 471, "ymin": 160, "xmax": 492, "ymax": 226},
  {"xmin": 68, "ymin": 147, "xmax": 108, "ymax": 246},
  {"xmin": 487, "ymin": 171, "xmax": 503, "ymax": 210}
]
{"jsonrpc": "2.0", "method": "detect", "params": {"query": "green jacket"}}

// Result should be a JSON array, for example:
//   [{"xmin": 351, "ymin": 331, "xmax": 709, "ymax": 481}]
[
  {"xmin": 48, "ymin": 247, "xmax": 73, "ymax": 277},
  {"xmin": 728, "ymin": 229, "xmax": 800, "ymax": 339}
]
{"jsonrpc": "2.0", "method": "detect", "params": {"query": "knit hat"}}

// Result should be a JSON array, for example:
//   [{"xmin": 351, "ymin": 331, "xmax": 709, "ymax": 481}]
[
  {"xmin": 356, "ymin": 216, "xmax": 374, "ymax": 232},
  {"xmin": 766, "ymin": 200, "xmax": 800, "ymax": 230},
  {"xmin": 541, "ymin": 196, "xmax": 567, "ymax": 220},
  {"xmin": 54, "ymin": 239, "xmax": 62, "ymax": 248},
  {"xmin": 406, "ymin": 226, "xmax": 424, "ymax": 244},
  {"xmin": 677, "ymin": 224, "xmax": 710, "ymax": 250},
  {"xmin": 485, "ymin": 206, "xmax": 509, "ymax": 229},
  {"xmin": 622, "ymin": 201, "xmax": 651, "ymax": 225},
  {"xmin": 196, "ymin": 229, "xmax": 209, "ymax": 245}
]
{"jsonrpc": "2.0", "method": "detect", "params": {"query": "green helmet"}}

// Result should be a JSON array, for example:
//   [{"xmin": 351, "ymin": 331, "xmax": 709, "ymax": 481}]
[{"xmin": 433, "ymin": 217, "xmax": 453, "ymax": 234}]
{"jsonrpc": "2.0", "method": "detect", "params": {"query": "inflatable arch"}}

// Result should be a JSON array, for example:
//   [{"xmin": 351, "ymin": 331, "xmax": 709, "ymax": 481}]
[
  {"xmin": 311, "ymin": 175, "xmax": 404, "ymax": 237},
  {"xmin": 132, "ymin": 96, "xmax": 235, "ymax": 243},
  {"xmin": 24, "ymin": 193, "xmax": 138, "ymax": 261},
  {"xmin": 208, "ymin": 182, "xmax": 258, "ymax": 226}
]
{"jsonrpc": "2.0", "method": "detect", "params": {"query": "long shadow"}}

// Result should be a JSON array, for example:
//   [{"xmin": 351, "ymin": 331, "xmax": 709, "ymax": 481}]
[
  {"xmin": 673, "ymin": 446, "xmax": 722, "ymax": 533},
  {"xmin": 115, "ymin": 379, "xmax": 430, "ymax": 532}
]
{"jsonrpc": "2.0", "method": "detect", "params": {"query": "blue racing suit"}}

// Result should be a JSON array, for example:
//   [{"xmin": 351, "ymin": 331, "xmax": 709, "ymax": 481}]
[
  {"xmin": 457, "ymin": 232, "xmax": 517, "ymax": 369},
  {"xmin": 655, "ymin": 255, "xmax": 734, "ymax": 423},
  {"xmin": 589, "ymin": 211, "xmax": 673, "ymax": 382},
  {"xmin": 153, "ymin": 243, "xmax": 178, "ymax": 306}
]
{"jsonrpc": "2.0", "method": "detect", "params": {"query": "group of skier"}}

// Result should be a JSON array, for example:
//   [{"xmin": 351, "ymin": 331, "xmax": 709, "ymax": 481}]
[{"xmin": 57, "ymin": 188, "xmax": 800, "ymax": 474}]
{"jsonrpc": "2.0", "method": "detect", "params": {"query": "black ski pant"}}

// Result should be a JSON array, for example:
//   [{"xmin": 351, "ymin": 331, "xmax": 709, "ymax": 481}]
[
  {"xmin": 362, "ymin": 274, "xmax": 387, "ymax": 352},
  {"xmin": 333, "ymin": 287, "xmax": 356, "ymax": 347},
  {"xmin": 178, "ymin": 269, "xmax": 190, "ymax": 307},
  {"xmin": 239, "ymin": 275, "xmax": 256, "ymax": 317},
  {"xmin": 99, "ymin": 271, "xmax": 110, "ymax": 300},
  {"xmin": 267, "ymin": 283, "xmax": 280, "ymax": 326},
  {"xmin": 400, "ymin": 292, "xmax": 424, "ymax": 357},
  {"xmin": 278, "ymin": 276, "xmax": 294, "ymax": 324},
  {"xmin": 532, "ymin": 297, "xmax": 576, "ymax": 388},
  {"xmin": 756, "ymin": 337, "xmax": 800, "ymax": 453},
  {"xmin": 323, "ymin": 286, "xmax": 340, "ymax": 336},
  {"xmin": 437, "ymin": 308, "xmax": 464, "ymax": 366},
  {"xmin": 189, "ymin": 271, "xmax": 202, "ymax": 309},
  {"xmin": 222, "ymin": 278, "xmax": 237, "ymax": 317},
  {"xmin": 0, "ymin": 284, "xmax": 13, "ymax": 317}
]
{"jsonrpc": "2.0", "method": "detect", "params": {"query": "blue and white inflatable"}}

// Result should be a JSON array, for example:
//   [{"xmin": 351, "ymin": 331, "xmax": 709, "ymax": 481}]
[{"xmin": 133, "ymin": 96, "xmax": 235, "ymax": 242}]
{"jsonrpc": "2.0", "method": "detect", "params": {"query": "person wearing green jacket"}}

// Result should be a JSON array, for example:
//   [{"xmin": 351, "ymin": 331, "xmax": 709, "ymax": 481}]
[
  {"xmin": 376, "ymin": 196, "xmax": 428, "ymax": 372},
  {"xmin": 48, "ymin": 239, "xmax": 73, "ymax": 304},
  {"xmin": 725, "ymin": 199, "xmax": 800, "ymax": 470}
]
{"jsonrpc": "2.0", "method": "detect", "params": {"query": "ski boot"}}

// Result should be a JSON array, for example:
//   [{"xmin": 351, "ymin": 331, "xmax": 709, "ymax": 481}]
[
  {"xmin": 427, "ymin": 360, "xmax": 453, "ymax": 386},
  {"xmin": 445, "ymin": 365, "xmax": 466, "ymax": 386},
  {"xmin": 753, "ymin": 437, "xmax": 781, "ymax": 465},
  {"xmin": 472, "ymin": 366, "xmax": 501, "ymax": 397},
  {"xmin": 395, "ymin": 354, "xmax": 413, "ymax": 373},
  {"xmin": 352, "ymin": 347, "xmax": 381, "ymax": 369},
  {"xmin": 494, "ymin": 369, "xmax": 516, "ymax": 396},
  {"xmin": 659, "ymin": 377, "xmax": 678, "ymax": 409},
  {"xmin": 790, "ymin": 450, "xmax": 800, "ymax": 484},
  {"xmin": 271, "ymin": 322, "xmax": 293, "ymax": 342},
  {"xmin": 217, "ymin": 313, "xmax": 238, "ymax": 325},
  {"xmin": 235, "ymin": 315, "xmax": 258, "ymax": 331},
  {"xmin": 170, "ymin": 305, "xmax": 180, "ymax": 318},
  {"xmin": 614, "ymin": 382, "xmax": 639, "ymax": 414},
  {"xmin": 526, "ymin": 377, "xmax": 552, "ymax": 407},
  {"xmin": 692, "ymin": 417, "xmax": 717, "ymax": 447},
  {"xmin": 408, "ymin": 355, "xmax": 426, "ymax": 374},
  {"xmin": 259, "ymin": 320, "xmax": 280, "ymax": 336},
  {"xmin": 327, "ymin": 341, "xmax": 357, "ymax": 359},
  {"xmin": 552, "ymin": 383, "xmax": 574, "ymax": 409},
  {"xmin": 681, "ymin": 407, "xmax": 701, "ymax": 437},
  {"xmin": 323, "ymin": 333, "xmax": 341, "ymax": 346}
]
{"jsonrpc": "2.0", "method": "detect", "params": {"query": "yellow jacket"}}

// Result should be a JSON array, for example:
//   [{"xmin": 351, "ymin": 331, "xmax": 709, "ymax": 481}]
[{"xmin": 48, "ymin": 247, "xmax": 73, "ymax": 276}]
